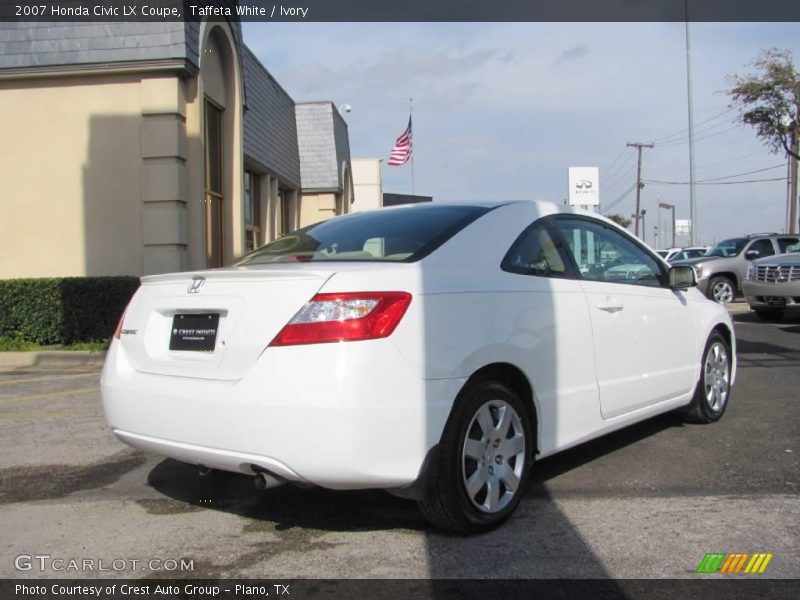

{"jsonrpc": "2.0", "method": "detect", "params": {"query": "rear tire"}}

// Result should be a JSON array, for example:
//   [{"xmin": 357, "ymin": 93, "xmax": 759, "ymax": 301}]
[
  {"xmin": 682, "ymin": 331, "xmax": 732, "ymax": 424},
  {"xmin": 418, "ymin": 380, "xmax": 533, "ymax": 534},
  {"xmin": 754, "ymin": 308, "xmax": 785, "ymax": 321}
]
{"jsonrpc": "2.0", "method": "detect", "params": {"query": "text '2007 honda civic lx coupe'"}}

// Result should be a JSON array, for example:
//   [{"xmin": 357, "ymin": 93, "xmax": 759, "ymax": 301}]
[{"xmin": 102, "ymin": 200, "xmax": 736, "ymax": 533}]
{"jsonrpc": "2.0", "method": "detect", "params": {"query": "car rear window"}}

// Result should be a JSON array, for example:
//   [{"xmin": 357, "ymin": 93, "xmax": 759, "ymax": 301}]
[{"xmin": 235, "ymin": 205, "xmax": 490, "ymax": 265}]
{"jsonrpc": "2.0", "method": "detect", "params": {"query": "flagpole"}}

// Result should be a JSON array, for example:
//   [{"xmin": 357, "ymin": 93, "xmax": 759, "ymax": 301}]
[{"xmin": 410, "ymin": 98, "xmax": 415, "ymax": 195}]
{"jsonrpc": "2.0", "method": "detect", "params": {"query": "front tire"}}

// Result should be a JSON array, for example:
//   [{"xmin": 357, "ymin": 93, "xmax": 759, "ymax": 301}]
[
  {"xmin": 707, "ymin": 276, "xmax": 736, "ymax": 304},
  {"xmin": 418, "ymin": 380, "xmax": 533, "ymax": 534},
  {"xmin": 682, "ymin": 331, "xmax": 732, "ymax": 423}
]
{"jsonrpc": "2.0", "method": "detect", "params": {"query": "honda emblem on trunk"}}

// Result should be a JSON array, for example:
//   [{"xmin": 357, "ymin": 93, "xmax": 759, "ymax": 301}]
[{"xmin": 187, "ymin": 277, "xmax": 205, "ymax": 294}]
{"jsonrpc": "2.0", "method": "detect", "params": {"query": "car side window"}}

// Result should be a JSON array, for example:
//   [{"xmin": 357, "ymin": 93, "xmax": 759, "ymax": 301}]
[
  {"xmin": 778, "ymin": 237, "xmax": 799, "ymax": 253},
  {"xmin": 748, "ymin": 239, "xmax": 775, "ymax": 258},
  {"xmin": 502, "ymin": 222, "xmax": 568, "ymax": 277},
  {"xmin": 554, "ymin": 218, "xmax": 664, "ymax": 287}
]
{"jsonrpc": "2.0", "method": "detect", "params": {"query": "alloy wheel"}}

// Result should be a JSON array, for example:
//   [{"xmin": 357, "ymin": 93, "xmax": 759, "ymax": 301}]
[
  {"xmin": 711, "ymin": 280, "xmax": 734, "ymax": 304},
  {"xmin": 461, "ymin": 400, "xmax": 526, "ymax": 513},
  {"xmin": 703, "ymin": 342, "xmax": 730, "ymax": 412}
]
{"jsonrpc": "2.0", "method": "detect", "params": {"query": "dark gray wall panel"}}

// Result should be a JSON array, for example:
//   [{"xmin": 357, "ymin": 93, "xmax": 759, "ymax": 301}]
[{"xmin": 242, "ymin": 47, "xmax": 300, "ymax": 189}]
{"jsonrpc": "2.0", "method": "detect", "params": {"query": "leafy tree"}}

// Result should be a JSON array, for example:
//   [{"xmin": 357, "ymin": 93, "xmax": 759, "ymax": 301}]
[
  {"xmin": 606, "ymin": 213, "xmax": 632, "ymax": 228},
  {"xmin": 727, "ymin": 48, "xmax": 800, "ymax": 160}
]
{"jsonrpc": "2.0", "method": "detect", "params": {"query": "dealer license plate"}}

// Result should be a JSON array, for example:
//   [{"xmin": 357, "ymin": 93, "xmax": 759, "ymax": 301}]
[{"xmin": 169, "ymin": 313, "xmax": 220, "ymax": 352}]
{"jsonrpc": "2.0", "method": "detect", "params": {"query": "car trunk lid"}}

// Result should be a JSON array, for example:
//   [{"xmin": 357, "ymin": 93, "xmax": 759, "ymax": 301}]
[{"xmin": 118, "ymin": 268, "xmax": 334, "ymax": 381}]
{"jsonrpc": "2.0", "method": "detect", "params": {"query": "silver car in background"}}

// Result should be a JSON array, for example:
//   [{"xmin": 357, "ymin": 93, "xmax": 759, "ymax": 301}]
[{"xmin": 743, "ymin": 245, "xmax": 800, "ymax": 320}]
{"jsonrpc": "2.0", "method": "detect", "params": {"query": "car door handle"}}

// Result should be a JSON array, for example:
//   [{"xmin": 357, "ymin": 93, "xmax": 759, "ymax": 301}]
[{"xmin": 597, "ymin": 300, "xmax": 624, "ymax": 313}]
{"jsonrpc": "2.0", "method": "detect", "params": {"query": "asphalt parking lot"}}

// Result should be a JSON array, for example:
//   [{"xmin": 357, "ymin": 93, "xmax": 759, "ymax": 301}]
[{"xmin": 0, "ymin": 303, "xmax": 798, "ymax": 580}]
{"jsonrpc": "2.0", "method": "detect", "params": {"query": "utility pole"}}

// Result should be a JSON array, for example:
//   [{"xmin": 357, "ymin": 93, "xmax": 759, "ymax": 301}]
[
  {"xmin": 790, "ymin": 121, "xmax": 798, "ymax": 234},
  {"xmin": 627, "ymin": 142, "xmax": 654, "ymax": 239}
]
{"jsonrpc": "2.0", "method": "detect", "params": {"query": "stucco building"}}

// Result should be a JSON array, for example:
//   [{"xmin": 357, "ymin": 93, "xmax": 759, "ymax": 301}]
[
  {"xmin": 350, "ymin": 158, "xmax": 383, "ymax": 213},
  {"xmin": 0, "ymin": 21, "xmax": 353, "ymax": 279}
]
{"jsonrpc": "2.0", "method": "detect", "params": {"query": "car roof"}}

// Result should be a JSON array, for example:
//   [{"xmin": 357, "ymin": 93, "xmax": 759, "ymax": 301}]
[{"xmin": 354, "ymin": 200, "xmax": 626, "ymax": 232}]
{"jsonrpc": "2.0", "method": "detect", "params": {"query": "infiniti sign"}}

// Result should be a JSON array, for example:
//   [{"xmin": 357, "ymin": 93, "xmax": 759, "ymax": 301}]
[{"xmin": 568, "ymin": 166, "xmax": 600, "ymax": 206}]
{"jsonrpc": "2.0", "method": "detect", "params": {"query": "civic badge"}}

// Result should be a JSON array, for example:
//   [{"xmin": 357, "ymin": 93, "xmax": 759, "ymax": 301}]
[{"xmin": 187, "ymin": 277, "xmax": 205, "ymax": 294}]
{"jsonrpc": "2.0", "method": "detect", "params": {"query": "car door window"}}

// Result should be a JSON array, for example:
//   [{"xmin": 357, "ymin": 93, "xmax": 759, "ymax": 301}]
[
  {"xmin": 554, "ymin": 218, "xmax": 664, "ymax": 287},
  {"xmin": 778, "ymin": 237, "xmax": 799, "ymax": 253},
  {"xmin": 748, "ymin": 239, "xmax": 775, "ymax": 258},
  {"xmin": 502, "ymin": 222, "xmax": 568, "ymax": 277}
]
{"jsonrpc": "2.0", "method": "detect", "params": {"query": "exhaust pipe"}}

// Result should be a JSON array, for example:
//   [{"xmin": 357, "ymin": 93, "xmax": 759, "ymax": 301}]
[
  {"xmin": 252, "ymin": 467, "xmax": 286, "ymax": 490},
  {"xmin": 198, "ymin": 465, "xmax": 212, "ymax": 477}
]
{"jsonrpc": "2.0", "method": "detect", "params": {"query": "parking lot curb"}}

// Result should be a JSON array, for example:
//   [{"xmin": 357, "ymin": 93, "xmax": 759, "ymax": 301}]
[{"xmin": 0, "ymin": 351, "xmax": 107, "ymax": 369}]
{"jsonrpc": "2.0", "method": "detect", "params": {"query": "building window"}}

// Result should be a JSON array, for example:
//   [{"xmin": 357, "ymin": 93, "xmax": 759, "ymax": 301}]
[{"xmin": 244, "ymin": 171, "xmax": 261, "ymax": 252}]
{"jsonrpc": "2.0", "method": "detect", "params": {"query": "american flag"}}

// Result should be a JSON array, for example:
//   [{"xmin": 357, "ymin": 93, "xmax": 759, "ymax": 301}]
[{"xmin": 387, "ymin": 117, "xmax": 413, "ymax": 166}]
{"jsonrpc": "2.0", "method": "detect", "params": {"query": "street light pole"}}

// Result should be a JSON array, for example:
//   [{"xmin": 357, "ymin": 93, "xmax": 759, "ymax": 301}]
[
  {"xmin": 685, "ymin": 1, "xmax": 698, "ymax": 246},
  {"xmin": 641, "ymin": 209, "xmax": 646, "ymax": 243},
  {"xmin": 790, "ymin": 121, "xmax": 798, "ymax": 234}
]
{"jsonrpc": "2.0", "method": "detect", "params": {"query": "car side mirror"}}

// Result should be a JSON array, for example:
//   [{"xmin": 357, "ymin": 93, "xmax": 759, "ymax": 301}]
[
  {"xmin": 745, "ymin": 249, "xmax": 760, "ymax": 260},
  {"xmin": 669, "ymin": 265, "xmax": 696, "ymax": 290}
]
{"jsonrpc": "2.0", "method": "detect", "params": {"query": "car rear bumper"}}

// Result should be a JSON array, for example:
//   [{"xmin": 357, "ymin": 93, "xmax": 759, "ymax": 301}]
[{"xmin": 101, "ymin": 340, "xmax": 464, "ymax": 490}]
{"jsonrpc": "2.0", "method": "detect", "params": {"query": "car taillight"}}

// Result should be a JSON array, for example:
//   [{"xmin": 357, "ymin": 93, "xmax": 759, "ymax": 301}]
[
  {"xmin": 270, "ymin": 292, "xmax": 412, "ymax": 347},
  {"xmin": 113, "ymin": 308, "xmax": 127, "ymax": 340}
]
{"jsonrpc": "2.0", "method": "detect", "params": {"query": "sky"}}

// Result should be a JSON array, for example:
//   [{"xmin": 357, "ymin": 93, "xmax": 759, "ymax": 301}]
[{"xmin": 242, "ymin": 22, "xmax": 800, "ymax": 247}]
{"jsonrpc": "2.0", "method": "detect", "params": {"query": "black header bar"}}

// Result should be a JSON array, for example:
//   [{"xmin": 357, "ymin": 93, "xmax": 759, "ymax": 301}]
[{"xmin": 2, "ymin": 579, "xmax": 800, "ymax": 600}]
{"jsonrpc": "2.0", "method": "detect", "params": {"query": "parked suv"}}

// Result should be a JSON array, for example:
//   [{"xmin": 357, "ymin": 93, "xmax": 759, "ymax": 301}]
[
  {"xmin": 672, "ymin": 233, "xmax": 800, "ymax": 303},
  {"xmin": 743, "ymin": 244, "xmax": 800, "ymax": 319}
]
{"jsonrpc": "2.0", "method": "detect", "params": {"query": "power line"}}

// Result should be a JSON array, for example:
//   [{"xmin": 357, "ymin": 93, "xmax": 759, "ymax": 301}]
[
  {"xmin": 649, "ymin": 114, "xmax": 737, "ymax": 146},
  {"xmin": 656, "ymin": 124, "xmax": 743, "ymax": 147},
  {"xmin": 643, "ymin": 163, "xmax": 784, "ymax": 185},
  {"xmin": 644, "ymin": 176, "xmax": 787, "ymax": 186},
  {"xmin": 601, "ymin": 146, "xmax": 628, "ymax": 175},
  {"xmin": 601, "ymin": 183, "xmax": 636, "ymax": 214},
  {"xmin": 645, "ymin": 106, "xmax": 736, "ymax": 144},
  {"xmin": 602, "ymin": 160, "xmax": 637, "ymax": 194},
  {"xmin": 601, "ymin": 151, "xmax": 636, "ymax": 185},
  {"xmin": 693, "ymin": 163, "xmax": 785, "ymax": 182},
  {"xmin": 645, "ymin": 150, "xmax": 771, "ymax": 173}
]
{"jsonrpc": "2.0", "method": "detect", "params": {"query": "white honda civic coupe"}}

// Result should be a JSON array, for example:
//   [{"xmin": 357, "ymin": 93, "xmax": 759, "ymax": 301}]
[{"xmin": 102, "ymin": 200, "xmax": 735, "ymax": 533}]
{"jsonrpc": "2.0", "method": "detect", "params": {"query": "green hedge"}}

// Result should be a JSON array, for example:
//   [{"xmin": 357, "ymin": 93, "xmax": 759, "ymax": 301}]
[{"xmin": 0, "ymin": 277, "xmax": 140, "ymax": 345}]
